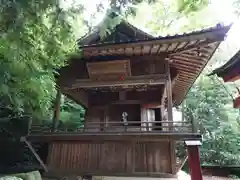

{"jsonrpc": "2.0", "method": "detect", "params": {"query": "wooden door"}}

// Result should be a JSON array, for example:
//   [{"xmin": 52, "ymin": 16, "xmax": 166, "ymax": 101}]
[{"xmin": 141, "ymin": 107, "xmax": 155, "ymax": 131}]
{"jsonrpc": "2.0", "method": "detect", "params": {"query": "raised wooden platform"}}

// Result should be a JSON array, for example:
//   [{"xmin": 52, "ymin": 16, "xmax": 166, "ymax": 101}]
[{"xmin": 23, "ymin": 119, "xmax": 201, "ymax": 178}]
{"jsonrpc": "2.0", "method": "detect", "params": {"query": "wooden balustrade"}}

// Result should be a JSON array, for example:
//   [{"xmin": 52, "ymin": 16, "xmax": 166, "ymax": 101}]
[{"xmin": 29, "ymin": 120, "xmax": 196, "ymax": 135}]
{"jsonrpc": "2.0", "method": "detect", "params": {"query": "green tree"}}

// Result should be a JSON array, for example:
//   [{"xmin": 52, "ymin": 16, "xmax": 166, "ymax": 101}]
[
  {"xmin": 128, "ymin": 0, "xmax": 221, "ymax": 36},
  {"xmin": 0, "ymin": 0, "xmax": 210, "ymax": 123},
  {"xmin": 184, "ymin": 76, "xmax": 240, "ymax": 165}
]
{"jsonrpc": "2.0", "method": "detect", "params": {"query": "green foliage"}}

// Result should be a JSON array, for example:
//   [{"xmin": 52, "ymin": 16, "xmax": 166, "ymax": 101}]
[
  {"xmin": 60, "ymin": 97, "xmax": 85, "ymax": 129},
  {"xmin": 184, "ymin": 76, "xmax": 240, "ymax": 165},
  {"xmin": 0, "ymin": 0, "xmax": 80, "ymax": 121},
  {"xmin": 0, "ymin": 0, "xmax": 164, "ymax": 124},
  {"xmin": 109, "ymin": 0, "xmax": 157, "ymax": 14},
  {"xmin": 0, "ymin": 0, "xmax": 209, "ymax": 124},
  {"xmin": 233, "ymin": 0, "xmax": 240, "ymax": 16},
  {"xmin": 128, "ymin": 0, "xmax": 215, "ymax": 36},
  {"xmin": 99, "ymin": 9, "xmax": 123, "ymax": 38},
  {"xmin": 177, "ymin": 0, "xmax": 209, "ymax": 14}
]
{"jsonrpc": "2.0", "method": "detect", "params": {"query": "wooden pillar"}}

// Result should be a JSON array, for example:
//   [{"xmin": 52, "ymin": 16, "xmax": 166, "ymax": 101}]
[
  {"xmin": 181, "ymin": 99, "xmax": 185, "ymax": 121},
  {"xmin": 165, "ymin": 61, "xmax": 173, "ymax": 122},
  {"xmin": 185, "ymin": 140, "xmax": 203, "ymax": 180},
  {"xmin": 100, "ymin": 109, "xmax": 104, "ymax": 132},
  {"xmin": 165, "ymin": 61, "xmax": 176, "ymax": 173},
  {"xmin": 52, "ymin": 89, "xmax": 61, "ymax": 132}
]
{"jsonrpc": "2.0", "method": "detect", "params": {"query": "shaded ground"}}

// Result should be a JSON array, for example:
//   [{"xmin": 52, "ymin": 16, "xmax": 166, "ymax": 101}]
[
  {"xmin": 101, "ymin": 176, "xmax": 238, "ymax": 180},
  {"xmin": 43, "ymin": 175, "xmax": 238, "ymax": 180}
]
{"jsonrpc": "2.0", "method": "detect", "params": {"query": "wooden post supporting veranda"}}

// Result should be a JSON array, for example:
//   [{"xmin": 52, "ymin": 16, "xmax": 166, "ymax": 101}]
[
  {"xmin": 52, "ymin": 89, "xmax": 61, "ymax": 131},
  {"xmin": 185, "ymin": 140, "xmax": 203, "ymax": 180}
]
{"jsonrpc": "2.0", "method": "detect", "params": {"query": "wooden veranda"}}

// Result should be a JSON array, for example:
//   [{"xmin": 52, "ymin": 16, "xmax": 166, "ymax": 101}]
[{"xmin": 21, "ymin": 17, "xmax": 231, "ymax": 180}]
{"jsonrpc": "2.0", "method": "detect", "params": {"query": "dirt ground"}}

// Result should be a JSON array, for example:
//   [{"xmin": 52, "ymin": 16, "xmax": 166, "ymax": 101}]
[
  {"xmin": 91, "ymin": 169, "xmax": 240, "ymax": 180},
  {"xmin": 203, "ymin": 176, "xmax": 239, "ymax": 180}
]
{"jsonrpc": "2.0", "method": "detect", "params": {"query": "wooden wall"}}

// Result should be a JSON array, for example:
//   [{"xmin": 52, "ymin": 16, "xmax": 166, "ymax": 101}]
[
  {"xmin": 56, "ymin": 57, "xmax": 175, "ymax": 107},
  {"xmin": 88, "ymin": 89, "xmax": 163, "ymax": 106},
  {"xmin": 46, "ymin": 140, "xmax": 174, "ymax": 176}
]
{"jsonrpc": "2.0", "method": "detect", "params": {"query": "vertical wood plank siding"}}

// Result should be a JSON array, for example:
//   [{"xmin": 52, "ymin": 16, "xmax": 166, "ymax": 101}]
[{"xmin": 47, "ymin": 141, "xmax": 173, "ymax": 175}]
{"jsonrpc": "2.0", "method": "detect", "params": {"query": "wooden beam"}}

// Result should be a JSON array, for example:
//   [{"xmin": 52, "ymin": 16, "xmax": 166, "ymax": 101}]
[
  {"xmin": 166, "ymin": 62, "xmax": 173, "ymax": 122},
  {"xmin": 142, "ymin": 103, "xmax": 162, "ymax": 108},
  {"xmin": 111, "ymin": 100, "xmax": 142, "ymax": 105},
  {"xmin": 44, "ymin": 170, "xmax": 177, "ymax": 179},
  {"xmin": 160, "ymin": 82, "xmax": 167, "ymax": 129},
  {"xmin": 83, "ymin": 54, "xmax": 168, "ymax": 62},
  {"xmin": 25, "ymin": 133, "xmax": 202, "ymax": 142},
  {"xmin": 64, "ymin": 74, "xmax": 166, "ymax": 90},
  {"xmin": 21, "ymin": 137, "xmax": 48, "ymax": 172}
]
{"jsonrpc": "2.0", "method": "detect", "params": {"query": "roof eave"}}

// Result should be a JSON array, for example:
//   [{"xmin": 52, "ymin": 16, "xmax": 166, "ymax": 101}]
[
  {"xmin": 210, "ymin": 50, "xmax": 240, "ymax": 78},
  {"xmin": 79, "ymin": 24, "xmax": 231, "ymax": 50}
]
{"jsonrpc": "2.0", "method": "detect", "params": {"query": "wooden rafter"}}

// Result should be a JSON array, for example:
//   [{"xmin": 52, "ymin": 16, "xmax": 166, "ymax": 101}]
[{"xmin": 169, "ymin": 40, "xmax": 215, "ymax": 55}]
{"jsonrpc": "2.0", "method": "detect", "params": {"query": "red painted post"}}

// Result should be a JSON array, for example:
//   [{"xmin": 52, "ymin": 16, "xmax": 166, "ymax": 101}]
[{"xmin": 185, "ymin": 141, "xmax": 203, "ymax": 180}]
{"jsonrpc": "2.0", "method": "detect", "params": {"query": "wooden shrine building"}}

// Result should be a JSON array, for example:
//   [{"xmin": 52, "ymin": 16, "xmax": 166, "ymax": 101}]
[
  {"xmin": 211, "ymin": 50, "xmax": 240, "ymax": 108},
  {"xmin": 22, "ymin": 18, "xmax": 231, "ymax": 180}
]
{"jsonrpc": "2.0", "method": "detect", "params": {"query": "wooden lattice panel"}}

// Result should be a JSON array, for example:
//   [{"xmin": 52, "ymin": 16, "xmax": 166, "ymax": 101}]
[{"xmin": 87, "ymin": 60, "xmax": 131, "ymax": 80}]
